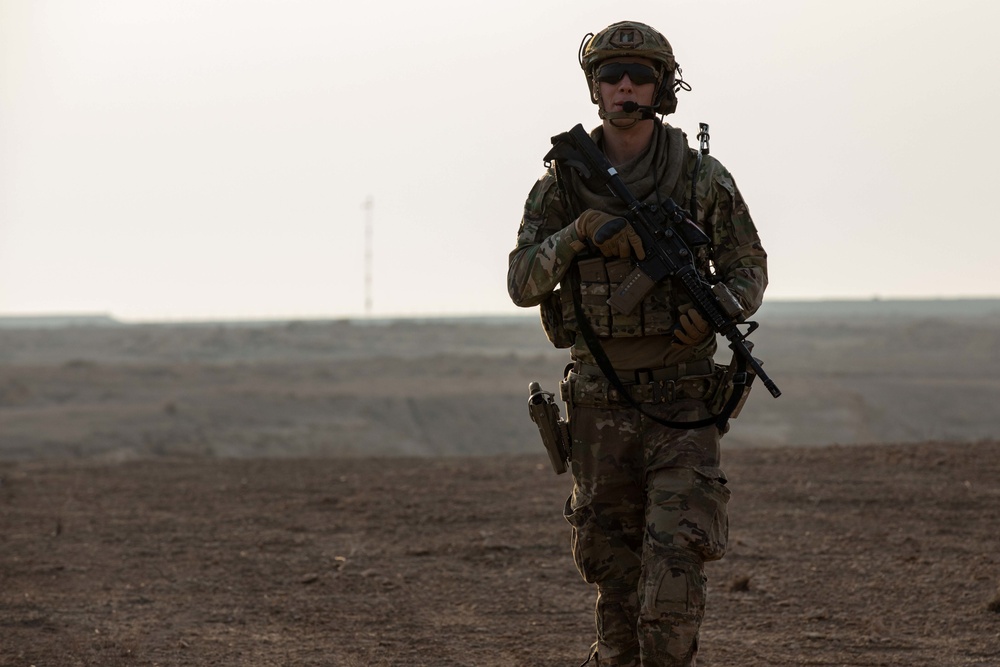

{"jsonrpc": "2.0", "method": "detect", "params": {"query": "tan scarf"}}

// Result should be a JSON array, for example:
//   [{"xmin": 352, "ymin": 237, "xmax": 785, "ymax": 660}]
[{"xmin": 559, "ymin": 122, "xmax": 689, "ymax": 218}]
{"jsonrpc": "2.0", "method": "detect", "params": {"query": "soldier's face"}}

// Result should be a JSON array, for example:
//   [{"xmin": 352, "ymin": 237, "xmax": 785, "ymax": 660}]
[{"xmin": 597, "ymin": 57, "xmax": 658, "ymax": 113}]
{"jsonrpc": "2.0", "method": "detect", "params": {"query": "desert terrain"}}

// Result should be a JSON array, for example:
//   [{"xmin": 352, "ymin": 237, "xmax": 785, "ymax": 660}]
[{"xmin": 2, "ymin": 300, "xmax": 1000, "ymax": 665}]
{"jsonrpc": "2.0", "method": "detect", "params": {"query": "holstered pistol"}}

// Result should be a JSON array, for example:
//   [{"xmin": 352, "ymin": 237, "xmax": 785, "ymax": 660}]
[{"xmin": 527, "ymin": 382, "xmax": 571, "ymax": 475}]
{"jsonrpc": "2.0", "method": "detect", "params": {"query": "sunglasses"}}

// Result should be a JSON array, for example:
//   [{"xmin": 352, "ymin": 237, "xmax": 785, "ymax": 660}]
[{"xmin": 594, "ymin": 62, "xmax": 660, "ymax": 86}]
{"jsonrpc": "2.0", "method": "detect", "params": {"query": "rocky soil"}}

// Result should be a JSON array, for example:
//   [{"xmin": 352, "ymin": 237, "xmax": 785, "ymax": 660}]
[{"xmin": 2, "ymin": 441, "xmax": 999, "ymax": 666}]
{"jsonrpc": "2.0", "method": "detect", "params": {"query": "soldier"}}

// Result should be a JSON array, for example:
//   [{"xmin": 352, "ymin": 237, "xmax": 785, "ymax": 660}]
[{"xmin": 507, "ymin": 20, "xmax": 769, "ymax": 667}]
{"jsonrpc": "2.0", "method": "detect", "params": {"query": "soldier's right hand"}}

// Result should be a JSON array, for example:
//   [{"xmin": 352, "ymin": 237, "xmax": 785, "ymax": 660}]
[
  {"xmin": 574, "ymin": 209, "xmax": 646, "ymax": 260},
  {"xmin": 673, "ymin": 308, "xmax": 713, "ymax": 346}
]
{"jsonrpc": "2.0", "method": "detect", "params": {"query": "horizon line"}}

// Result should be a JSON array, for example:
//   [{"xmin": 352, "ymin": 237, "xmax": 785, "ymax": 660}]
[{"xmin": 3, "ymin": 295, "xmax": 1000, "ymax": 327}]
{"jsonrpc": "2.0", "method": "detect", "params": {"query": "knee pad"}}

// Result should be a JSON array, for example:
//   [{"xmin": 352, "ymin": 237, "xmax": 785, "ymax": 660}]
[
  {"xmin": 637, "ymin": 547, "xmax": 705, "ymax": 663},
  {"xmin": 639, "ymin": 547, "xmax": 706, "ymax": 622}
]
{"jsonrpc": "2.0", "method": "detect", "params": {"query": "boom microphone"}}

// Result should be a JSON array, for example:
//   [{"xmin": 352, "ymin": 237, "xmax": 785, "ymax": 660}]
[{"xmin": 621, "ymin": 101, "xmax": 657, "ymax": 119}]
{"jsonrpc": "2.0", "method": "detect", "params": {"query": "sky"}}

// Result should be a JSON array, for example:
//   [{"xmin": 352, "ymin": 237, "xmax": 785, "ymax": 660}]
[{"xmin": 2, "ymin": 0, "xmax": 998, "ymax": 321}]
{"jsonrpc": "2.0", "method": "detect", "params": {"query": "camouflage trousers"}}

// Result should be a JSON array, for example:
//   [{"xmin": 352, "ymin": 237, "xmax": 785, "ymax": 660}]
[{"xmin": 561, "ymin": 369, "xmax": 731, "ymax": 667}]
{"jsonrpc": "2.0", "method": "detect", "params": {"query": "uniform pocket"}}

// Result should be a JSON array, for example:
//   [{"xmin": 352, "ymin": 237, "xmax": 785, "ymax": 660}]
[
  {"xmin": 646, "ymin": 466, "xmax": 731, "ymax": 562},
  {"xmin": 690, "ymin": 466, "xmax": 731, "ymax": 561},
  {"xmin": 563, "ymin": 496, "xmax": 609, "ymax": 584}
]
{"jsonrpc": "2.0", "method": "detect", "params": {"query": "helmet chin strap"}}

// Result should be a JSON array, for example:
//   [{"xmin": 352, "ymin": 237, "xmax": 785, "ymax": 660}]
[{"xmin": 599, "ymin": 108, "xmax": 642, "ymax": 129}]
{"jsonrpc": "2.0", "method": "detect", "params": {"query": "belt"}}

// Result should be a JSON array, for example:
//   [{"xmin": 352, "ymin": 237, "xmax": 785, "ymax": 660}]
[
  {"xmin": 573, "ymin": 358, "xmax": 715, "ymax": 384},
  {"xmin": 566, "ymin": 358, "xmax": 719, "ymax": 406}
]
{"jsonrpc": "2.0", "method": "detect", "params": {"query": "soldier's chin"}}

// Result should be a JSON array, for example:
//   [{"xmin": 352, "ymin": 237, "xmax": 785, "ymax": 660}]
[{"xmin": 608, "ymin": 115, "xmax": 642, "ymax": 129}]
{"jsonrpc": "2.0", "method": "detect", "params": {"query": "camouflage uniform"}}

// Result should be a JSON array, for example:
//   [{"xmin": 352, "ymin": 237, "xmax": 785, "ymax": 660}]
[{"xmin": 507, "ymin": 118, "xmax": 767, "ymax": 666}]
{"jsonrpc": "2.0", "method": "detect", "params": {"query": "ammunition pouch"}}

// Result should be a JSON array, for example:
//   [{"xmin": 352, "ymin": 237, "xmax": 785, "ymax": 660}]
[{"xmin": 560, "ymin": 255, "xmax": 710, "ymax": 340}]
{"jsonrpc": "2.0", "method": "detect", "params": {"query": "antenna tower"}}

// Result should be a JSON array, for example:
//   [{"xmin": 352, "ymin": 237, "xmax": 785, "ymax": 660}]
[{"xmin": 363, "ymin": 197, "xmax": 373, "ymax": 316}]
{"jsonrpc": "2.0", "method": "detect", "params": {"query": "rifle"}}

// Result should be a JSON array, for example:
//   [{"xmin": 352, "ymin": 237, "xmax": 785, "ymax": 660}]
[{"xmin": 543, "ymin": 124, "xmax": 781, "ymax": 401}]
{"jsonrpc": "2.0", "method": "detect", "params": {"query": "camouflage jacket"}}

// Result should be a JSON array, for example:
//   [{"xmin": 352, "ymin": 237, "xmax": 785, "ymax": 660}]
[{"xmin": 507, "ymin": 122, "xmax": 768, "ymax": 368}]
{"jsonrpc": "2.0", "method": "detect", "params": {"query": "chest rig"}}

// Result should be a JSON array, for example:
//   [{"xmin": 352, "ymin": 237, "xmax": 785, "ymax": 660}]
[{"xmin": 552, "ymin": 124, "xmax": 710, "ymax": 340}]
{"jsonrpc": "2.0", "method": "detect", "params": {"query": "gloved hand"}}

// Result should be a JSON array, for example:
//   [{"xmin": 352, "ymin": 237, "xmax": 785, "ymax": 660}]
[
  {"xmin": 673, "ymin": 308, "xmax": 712, "ymax": 346},
  {"xmin": 574, "ymin": 209, "xmax": 646, "ymax": 260}
]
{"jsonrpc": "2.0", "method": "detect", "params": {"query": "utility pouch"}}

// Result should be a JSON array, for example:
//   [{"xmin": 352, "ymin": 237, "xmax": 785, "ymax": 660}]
[
  {"xmin": 539, "ymin": 290, "xmax": 573, "ymax": 348},
  {"xmin": 528, "ymin": 382, "xmax": 571, "ymax": 475}
]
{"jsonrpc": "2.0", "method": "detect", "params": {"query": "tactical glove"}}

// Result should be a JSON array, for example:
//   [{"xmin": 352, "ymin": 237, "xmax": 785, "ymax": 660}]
[
  {"xmin": 673, "ymin": 308, "xmax": 712, "ymax": 346},
  {"xmin": 574, "ymin": 209, "xmax": 646, "ymax": 260}
]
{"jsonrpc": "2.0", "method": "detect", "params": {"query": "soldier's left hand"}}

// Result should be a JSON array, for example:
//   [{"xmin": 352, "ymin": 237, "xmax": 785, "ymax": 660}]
[{"xmin": 673, "ymin": 309, "xmax": 712, "ymax": 345}]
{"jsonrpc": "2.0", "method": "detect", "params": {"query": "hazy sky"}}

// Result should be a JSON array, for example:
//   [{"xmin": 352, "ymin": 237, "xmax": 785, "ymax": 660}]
[{"xmin": 2, "ymin": 0, "xmax": 998, "ymax": 321}]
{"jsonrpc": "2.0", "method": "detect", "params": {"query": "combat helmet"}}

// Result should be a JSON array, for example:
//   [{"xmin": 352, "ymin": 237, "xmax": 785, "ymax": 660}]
[{"xmin": 579, "ymin": 21, "xmax": 686, "ymax": 118}]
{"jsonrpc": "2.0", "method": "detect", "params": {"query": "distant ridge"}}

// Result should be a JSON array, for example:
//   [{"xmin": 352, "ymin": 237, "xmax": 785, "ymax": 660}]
[
  {"xmin": 757, "ymin": 297, "xmax": 1000, "ymax": 319},
  {"xmin": 0, "ymin": 314, "xmax": 121, "ymax": 329},
  {"xmin": 2, "ymin": 298, "xmax": 999, "ymax": 328}
]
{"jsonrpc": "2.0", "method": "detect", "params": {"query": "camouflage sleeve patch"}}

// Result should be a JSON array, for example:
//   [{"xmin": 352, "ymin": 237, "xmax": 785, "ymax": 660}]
[
  {"xmin": 516, "ymin": 171, "xmax": 564, "ymax": 243},
  {"xmin": 507, "ymin": 170, "xmax": 581, "ymax": 308},
  {"xmin": 696, "ymin": 156, "xmax": 769, "ymax": 317},
  {"xmin": 517, "ymin": 214, "xmax": 543, "ymax": 247},
  {"xmin": 525, "ymin": 171, "xmax": 557, "ymax": 217}
]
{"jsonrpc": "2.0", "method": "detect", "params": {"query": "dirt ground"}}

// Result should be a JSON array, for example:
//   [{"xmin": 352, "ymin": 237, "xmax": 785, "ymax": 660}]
[{"xmin": 2, "ymin": 441, "xmax": 999, "ymax": 666}]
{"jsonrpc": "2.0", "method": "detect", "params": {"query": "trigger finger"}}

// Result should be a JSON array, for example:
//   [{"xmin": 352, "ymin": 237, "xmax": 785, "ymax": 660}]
[
  {"xmin": 627, "ymin": 228, "xmax": 646, "ymax": 260},
  {"xmin": 616, "ymin": 234, "xmax": 631, "ymax": 258}
]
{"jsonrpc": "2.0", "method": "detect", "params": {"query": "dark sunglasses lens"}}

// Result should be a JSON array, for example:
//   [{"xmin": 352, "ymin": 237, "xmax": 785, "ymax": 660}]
[{"xmin": 596, "ymin": 63, "xmax": 658, "ymax": 85}]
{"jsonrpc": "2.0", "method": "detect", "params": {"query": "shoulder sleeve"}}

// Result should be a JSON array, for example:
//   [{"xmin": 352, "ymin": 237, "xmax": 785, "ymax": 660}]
[
  {"xmin": 507, "ymin": 168, "xmax": 583, "ymax": 307},
  {"xmin": 697, "ymin": 156, "xmax": 769, "ymax": 317}
]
